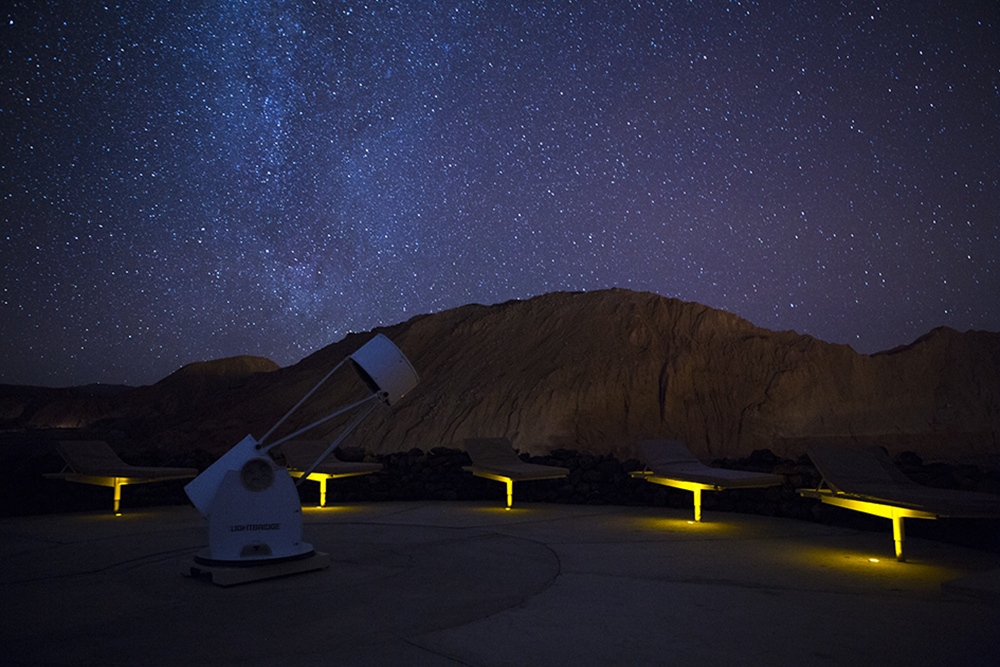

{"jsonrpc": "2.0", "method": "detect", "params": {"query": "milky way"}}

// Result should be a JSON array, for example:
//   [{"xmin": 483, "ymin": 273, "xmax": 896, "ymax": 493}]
[{"xmin": 2, "ymin": 1, "xmax": 998, "ymax": 387}]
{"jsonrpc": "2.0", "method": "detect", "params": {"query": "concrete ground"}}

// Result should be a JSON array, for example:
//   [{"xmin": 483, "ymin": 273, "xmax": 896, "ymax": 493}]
[{"xmin": 2, "ymin": 500, "xmax": 998, "ymax": 666}]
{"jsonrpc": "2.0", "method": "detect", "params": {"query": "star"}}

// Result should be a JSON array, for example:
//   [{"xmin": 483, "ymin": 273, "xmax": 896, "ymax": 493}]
[{"xmin": 1, "ymin": 0, "xmax": 997, "ymax": 386}]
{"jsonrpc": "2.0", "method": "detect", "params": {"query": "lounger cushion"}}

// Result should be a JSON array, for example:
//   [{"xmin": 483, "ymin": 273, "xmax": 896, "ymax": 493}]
[
  {"xmin": 807, "ymin": 443, "xmax": 1000, "ymax": 517},
  {"xmin": 636, "ymin": 440, "xmax": 783, "ymax": 488},
  {"xmin": 280, "ymin": 440, "xmax": 382, "ymax": 475},
  {"xmin": 464, "ymin": 438, "xmax": 568, "ymax": 481},
  {"xmin": 56, "ymin": 441, "xmax": 196, "ymax": 479}
]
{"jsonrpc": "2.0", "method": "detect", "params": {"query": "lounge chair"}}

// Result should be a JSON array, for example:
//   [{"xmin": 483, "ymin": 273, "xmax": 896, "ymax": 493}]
[
  {"xmin": 281, "ymin": 440, "xmax": 382, "ymax": 507},
  {"xmin": 45, "ymin": 441, "xmax": 197, "ymax": 513},
  {"xmin": 463, "ymin": 438, "xmax": 569, "ymax": 509},
  {"xmin": 799, "ymin": 442, "xmax": 1000, "ymax": 561},
  {"xmin": 630, "ymin": 439, "xmax": 784, "ymax": 521}
]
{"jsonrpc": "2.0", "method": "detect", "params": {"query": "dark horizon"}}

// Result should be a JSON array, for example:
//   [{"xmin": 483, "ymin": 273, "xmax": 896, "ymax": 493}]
[{"xmin": 3, "ymin": 289, "xmax": 997, "ymax": 392}]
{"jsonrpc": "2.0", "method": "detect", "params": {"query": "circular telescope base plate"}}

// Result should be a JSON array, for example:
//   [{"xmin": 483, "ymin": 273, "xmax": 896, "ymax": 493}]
[
  {"xmin": 192, "ymin": 544, "xmax": 317, "ymax": 568},
  {"xmin": 183, "ymin": 549, "xmax": 330, "ymax": 586}
]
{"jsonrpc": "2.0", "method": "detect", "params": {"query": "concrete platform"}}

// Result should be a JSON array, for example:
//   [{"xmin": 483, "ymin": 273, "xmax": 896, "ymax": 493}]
[{"xmin": 2, "ymin": 501, "xmax": 998, "ymax": 666}]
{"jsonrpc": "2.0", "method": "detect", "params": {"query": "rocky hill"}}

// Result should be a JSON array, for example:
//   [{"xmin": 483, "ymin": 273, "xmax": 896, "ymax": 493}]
[{"xmin": 3, "ymin": 290, "xmax": 998, "ymax": 467}]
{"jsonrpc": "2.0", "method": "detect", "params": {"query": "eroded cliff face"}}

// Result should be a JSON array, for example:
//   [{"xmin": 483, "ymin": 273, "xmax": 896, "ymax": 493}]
[
  {"xmin": 6, "ymin": 290, "xmax": 998, "ymax": 466},
  {"xmin": 274, "ymin": 289, "xmax": 998, "ymax": 467},
  {"xmin": 366, "ymin": 290, "xmax": 1000, "ymax": 465}
]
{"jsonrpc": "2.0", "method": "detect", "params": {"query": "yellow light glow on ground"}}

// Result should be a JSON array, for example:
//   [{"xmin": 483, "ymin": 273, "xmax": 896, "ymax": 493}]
[
  {"xmin": 788, "ymin": 545, "xmax": 960, "ymax": 580},
  {"xmin": 632, "ymin": 516, "xmax": 737, "ymax": 535},
  {"xmin": 302, "ymin": 505, "xmax": 356, "ymax": 514},
  {"xmin": 469, "ymin": 505, "xmax": 533, "ymax": 516}
]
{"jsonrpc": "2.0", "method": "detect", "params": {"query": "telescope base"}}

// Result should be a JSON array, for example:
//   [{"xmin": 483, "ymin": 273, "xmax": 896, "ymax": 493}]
[{"xmin": 182, "ymin": 549, "xmax": 330, "ymax": 587}]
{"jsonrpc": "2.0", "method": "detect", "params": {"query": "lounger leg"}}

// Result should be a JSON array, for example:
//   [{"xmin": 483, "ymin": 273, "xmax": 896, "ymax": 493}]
[
  {"xmin": 319, "ymin": 478, "xmax": 327, "ymax": 507},
  {"xmin": 113, "ymin": 480, "xmax": 122, "ymax": 513},
  {"xmin": 505, "ymin": 479, "xmax": 513, "ymax": 509},
  {"xmin": 893, "ymin": 515, "xmax": 905, "ymax": 562},
  {"xmin": 693, "ymin": 488, "xmax": 702, "ymax": 522}
]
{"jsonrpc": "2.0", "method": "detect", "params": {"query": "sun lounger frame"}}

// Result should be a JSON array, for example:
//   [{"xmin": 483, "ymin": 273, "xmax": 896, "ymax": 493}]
[
  {"xmin": 281, "ymin": 440, "xmax": 382, "ymax": 507},
  {"xmin": 287, "ymin": 468, "xmax": 381, "ymax": 507},
  {"xmin": 630, "ymin": 440, "xmax": 784, "ymax": 522},
  {"xmin": 463, "ymin": 438, "xmax": 569, "ymax": 509},
  {"xmin": 798, "ymin": 487, "xmax": 939, "ymax": 561},
  {"xmin": 45, "ymin": 441, "xmax": 197, "ymax": 513},
  {"xmin": 799, "ymin": 443, "xmax": 1000, "ymax": 562},
  {"xmin": 464, "ymin": 467, "xmax": 570, "ymax": 509},
  {"xmin": 629, "ymin": 470, "xmax": 780, "ymax": 522}
]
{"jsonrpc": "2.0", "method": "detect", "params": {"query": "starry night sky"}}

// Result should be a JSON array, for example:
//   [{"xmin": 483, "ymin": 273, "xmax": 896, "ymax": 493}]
[{"xmin": 2, "ymin": 1, "xmax": 998, "ymax": 388}]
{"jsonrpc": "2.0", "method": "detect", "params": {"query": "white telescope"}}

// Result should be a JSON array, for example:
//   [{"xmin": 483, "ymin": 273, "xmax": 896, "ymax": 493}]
[{"xmin": 181, "ymin": 334, "xmax": 418, "ymax": 586}]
